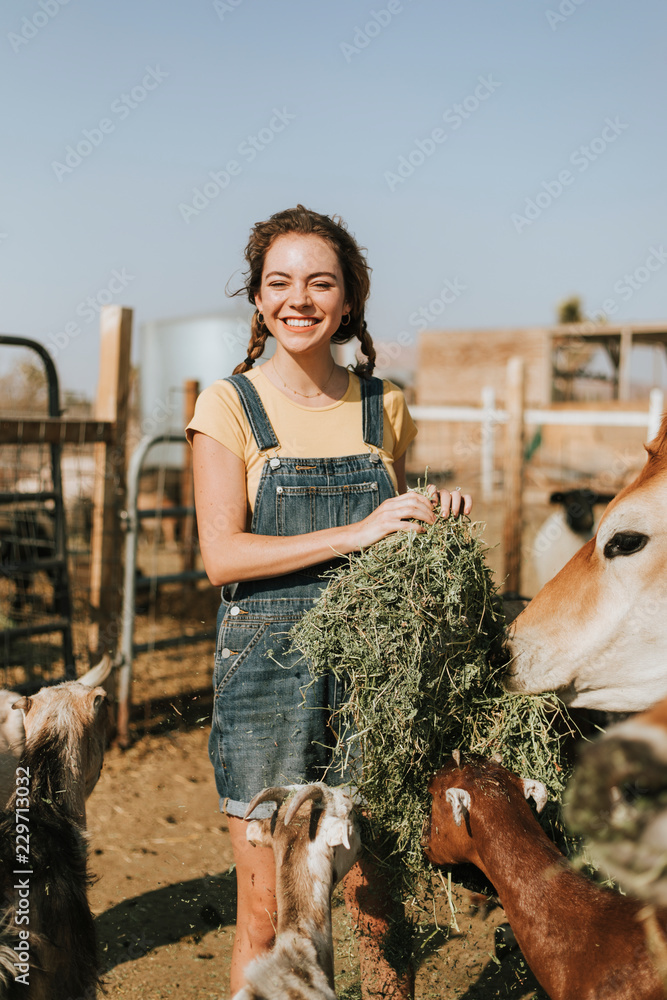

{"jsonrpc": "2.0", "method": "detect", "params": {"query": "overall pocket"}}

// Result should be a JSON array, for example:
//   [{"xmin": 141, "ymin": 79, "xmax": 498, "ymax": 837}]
[
  {"xmin": 276, "ymin": 481, "xmax": 380, "ymax": 535},
  {"xmin": 214, "ymin": 618, "xmax": 268, "ymax": 696}
]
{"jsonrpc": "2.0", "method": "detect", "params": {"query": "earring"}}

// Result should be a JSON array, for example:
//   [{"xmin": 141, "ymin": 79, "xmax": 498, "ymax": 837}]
[{"xmin": 341, "ymin": 313, "xmax": 351, "ymax": 326}]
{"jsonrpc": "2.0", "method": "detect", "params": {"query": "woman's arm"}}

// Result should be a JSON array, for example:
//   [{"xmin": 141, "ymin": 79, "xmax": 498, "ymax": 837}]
[{"xmin": 193, "ymin": 432, "xmax": 442, "ymax": 586}]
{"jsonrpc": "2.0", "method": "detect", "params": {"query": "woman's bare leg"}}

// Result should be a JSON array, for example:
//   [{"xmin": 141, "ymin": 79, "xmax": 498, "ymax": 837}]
[
  {"xmin": 344, "ymin": 853, "xmax": 415, "ymax": 999},
  {"xmin": 227, "ymin": 816, "xmax": 278, "ymax": 994}
]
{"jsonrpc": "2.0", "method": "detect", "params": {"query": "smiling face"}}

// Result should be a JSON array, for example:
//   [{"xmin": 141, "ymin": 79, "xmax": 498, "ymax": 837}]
[{"xmin": 253, "ymin": 233, "xmax": 350, "ymax": 357}]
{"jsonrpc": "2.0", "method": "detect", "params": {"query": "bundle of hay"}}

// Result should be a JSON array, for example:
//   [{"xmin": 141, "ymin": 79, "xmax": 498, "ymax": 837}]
[{"xmin": 291, "ymin": 500, "xmax": 577, "ymax": 892}]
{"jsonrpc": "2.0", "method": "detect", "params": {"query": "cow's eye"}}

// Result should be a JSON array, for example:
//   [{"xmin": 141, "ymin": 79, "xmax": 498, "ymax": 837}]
[{"xmin": 603, "ymin": 532, "xmax": 649, "ymax": 559}]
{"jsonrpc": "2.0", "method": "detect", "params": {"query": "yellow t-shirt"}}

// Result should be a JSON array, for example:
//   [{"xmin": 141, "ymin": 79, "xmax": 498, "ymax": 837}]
[{"xmin": 186, "ymin": 367, "xmax": 417, "ymax": 511}]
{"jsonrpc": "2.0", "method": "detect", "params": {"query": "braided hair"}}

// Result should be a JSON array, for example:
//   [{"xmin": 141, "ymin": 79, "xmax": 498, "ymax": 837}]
[{"xmin": 231, "ymin": 205, "xmax": 375, "ymax": 377}]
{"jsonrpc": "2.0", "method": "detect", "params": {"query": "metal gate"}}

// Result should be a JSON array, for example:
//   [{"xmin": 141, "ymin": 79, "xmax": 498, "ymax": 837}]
[
  {"xmin": 0, "ymin": 335, "xmax": 75, "ymax": 685},
  {"xmin": 116, "ymin": 432, "xmax": 215, "ymax": 743}
]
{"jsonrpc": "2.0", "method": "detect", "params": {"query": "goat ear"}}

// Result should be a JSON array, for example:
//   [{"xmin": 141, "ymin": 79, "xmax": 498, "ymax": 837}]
[
  {"xmin": 445, "ymin": 788, "xmax": 471, "ymax": 827},
  {"xmin": 246, "ymin": 819, "xmax": 270, "ymax": 847},
  {"xmin": 90, "ymin": 688, "xmax": 107, "ymax": 714},
  {"xmin": 325, "ymin": 818, "xmax": 353, "ymax": 851},
  {"xmin": 12, "ymin": 697, "xmax": 31, "ymax": 716},
  {"xmin": 521, "ymin": 778, "xmax": 548, "ymax": 814}
]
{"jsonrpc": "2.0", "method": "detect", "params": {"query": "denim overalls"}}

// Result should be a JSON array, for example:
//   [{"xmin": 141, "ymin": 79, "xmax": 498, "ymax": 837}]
[{"xmin": 209, "ymin": 372, "xmax": 396, "ymax": 818}]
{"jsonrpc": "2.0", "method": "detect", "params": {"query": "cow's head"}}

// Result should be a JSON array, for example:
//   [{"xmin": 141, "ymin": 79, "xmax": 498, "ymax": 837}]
[{"xmin": 504, "ymin": 421, "xmax": 667, "ymax": 713}]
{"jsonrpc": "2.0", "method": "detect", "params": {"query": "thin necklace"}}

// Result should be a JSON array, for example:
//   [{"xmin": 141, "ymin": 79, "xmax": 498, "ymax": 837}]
[{"xmin": 271, "ymin": 358, "xmax": 337, "ymax": 399}]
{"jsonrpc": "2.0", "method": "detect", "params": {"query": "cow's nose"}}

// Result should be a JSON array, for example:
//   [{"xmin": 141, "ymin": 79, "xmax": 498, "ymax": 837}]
[{"xmin": 489, "ymin": 635, "xmax": 513, "ymax": 675}]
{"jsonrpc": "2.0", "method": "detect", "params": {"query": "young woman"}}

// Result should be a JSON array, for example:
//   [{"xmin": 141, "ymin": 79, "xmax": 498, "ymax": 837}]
[{"xmin": 187, "ymin": 205, "xmax": 472, "ymax": 997}]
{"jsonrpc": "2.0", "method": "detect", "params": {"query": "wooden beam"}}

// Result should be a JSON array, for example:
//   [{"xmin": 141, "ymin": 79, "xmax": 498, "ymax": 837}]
[
  {"xmin": 502, "ymin": 357, "xmax": 525, "ymax": 597},
  {"xmin": 88, "ymin": 306, "xmax": 132, "ymax": 662},
  {"xmin": 181, "ymin": 379, "xmax": 199, "ymax": 578},
  {"xmin": 0, "ymin": 418, "xmax": 113, "ymax": 445},
  {"xmin": 618, "ymin": 326, "xmax": 633, "ymax": 401}
]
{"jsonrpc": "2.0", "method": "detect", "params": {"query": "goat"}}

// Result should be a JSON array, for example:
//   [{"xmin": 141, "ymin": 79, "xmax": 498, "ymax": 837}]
[
  {"xmin": 232, "ymin": 782, "xmax": 361, "ymax": 1000},
  {"xmin": 422, "ymin": 753, "xmax": 667, "ymax": 1000},
  {"xmin": 0, "ymin": 654, "xmax": 112, "ymax": 808},
  {"xmin": 532, "ymin": 489, "xmax": 615, "ymax": 592},
  {"xmin": 0, "ymin": 673, "xmax": 110, "ymax": 999},
  {"xmin": 566, "ymin": 699, "xmax": 667, "ymax": 909}
]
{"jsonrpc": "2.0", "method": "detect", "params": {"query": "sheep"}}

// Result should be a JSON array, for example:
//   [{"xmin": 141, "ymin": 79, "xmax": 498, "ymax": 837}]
[
  {"xmin": 0, "ymin": 654, "xmax": 112, "ymax": 808},
  {"xmin": 0, "ymin": 672, "xmax": 110, "ymax": 1000},
  {"xmin": 232, "ymin": 782, "xmax": 361, "ymax": 1000},
  {"xmin": 422, "ymin": 752, "xmax": 667, "ymax": 1000},
  {"xmin": 532, "ymin": 488, "xmax": 615, "ymax": 592}
]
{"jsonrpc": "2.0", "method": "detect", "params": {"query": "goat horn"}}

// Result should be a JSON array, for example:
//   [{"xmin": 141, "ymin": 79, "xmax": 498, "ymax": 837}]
[
  {"xmin": 451, "ymin": 749, "xmax": 461, "ymax": 767},
  {"xmin": 244, "ymin": 786, "xmax": 291, "ymax": 821},
  {"xmin": 284, "ymin": 783, "xmax": 329, "ymax": 827},
  {"xmin": 79, "ymin": 654, "xmax": 113, "ymax": 688}
]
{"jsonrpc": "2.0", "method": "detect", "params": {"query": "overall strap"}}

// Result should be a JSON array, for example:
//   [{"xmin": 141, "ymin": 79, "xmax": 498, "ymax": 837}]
[
  {"xmin": 224, "ymin": 374, "xmax": 280, "ymax": 452},
  {"xmin": 360, "ymin": 375, "xmax": 385, "ymax": 449}
]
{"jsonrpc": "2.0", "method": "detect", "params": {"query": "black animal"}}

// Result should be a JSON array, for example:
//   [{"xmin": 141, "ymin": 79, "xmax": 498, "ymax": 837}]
[{"xmin": 548, "ymin": 489, "xmax": 616, "ymax": 534}]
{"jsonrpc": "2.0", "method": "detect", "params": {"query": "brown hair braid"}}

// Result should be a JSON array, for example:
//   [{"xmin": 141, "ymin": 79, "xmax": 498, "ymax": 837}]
[{"xmin": 230, "ymin": 204, "xmax": 376, "ymax": 377}]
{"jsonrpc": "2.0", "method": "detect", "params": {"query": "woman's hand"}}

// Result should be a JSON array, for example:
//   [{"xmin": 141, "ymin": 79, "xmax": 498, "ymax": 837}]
[
  {"xmin": 426, "ymin": 484, "xmax": 473, "ymax": 517},
  {"xmin": 347, "ymin": 491, "xmax": 440, "ymax": 550}
]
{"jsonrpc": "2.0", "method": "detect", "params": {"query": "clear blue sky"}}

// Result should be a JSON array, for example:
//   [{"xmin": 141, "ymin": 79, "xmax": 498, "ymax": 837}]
[{"xmin": 2, "ymin": 0, "xmax": 666, "ymax": 393}]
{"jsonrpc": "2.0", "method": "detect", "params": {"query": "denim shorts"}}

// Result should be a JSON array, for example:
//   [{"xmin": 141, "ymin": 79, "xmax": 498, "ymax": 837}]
[{"xmin": 209, "ymin": 582, "xmax": 351, "ymax": 819}]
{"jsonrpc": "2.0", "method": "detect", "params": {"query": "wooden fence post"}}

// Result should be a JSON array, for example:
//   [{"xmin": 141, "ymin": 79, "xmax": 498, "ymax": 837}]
[
  {"xmin": 88, "ymin": 306, "xmax": 132, "ymax": 661},
  {"xmin": 181, "ymin": 378, "xmax": 199, "ymax": 577},
  {"xmin": 502, "ymin": 356, "xmax": 525, "ymax": 596}
]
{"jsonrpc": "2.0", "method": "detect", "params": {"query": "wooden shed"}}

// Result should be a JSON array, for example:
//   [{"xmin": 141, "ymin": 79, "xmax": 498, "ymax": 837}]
[{"xmin": 411, "ymin": 322, "xmax": 667, "ymax": 485}]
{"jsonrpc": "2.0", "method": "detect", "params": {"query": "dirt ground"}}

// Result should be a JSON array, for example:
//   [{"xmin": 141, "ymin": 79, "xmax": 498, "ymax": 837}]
[{"xmin": 88, "ymin": 718, "xmax": 548, "ymax": 1000}]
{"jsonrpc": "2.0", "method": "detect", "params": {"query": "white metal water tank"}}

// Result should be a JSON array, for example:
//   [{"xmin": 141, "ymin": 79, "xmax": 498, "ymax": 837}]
[{"xmin": 139, "ymin": 310, "xmax": 268, "ymax": 465}]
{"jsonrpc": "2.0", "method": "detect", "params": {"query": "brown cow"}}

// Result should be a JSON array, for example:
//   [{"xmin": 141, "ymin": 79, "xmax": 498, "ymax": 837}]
[{"xmin": 505, "ymin": 413, "xmax": 667, "ymax": 714}]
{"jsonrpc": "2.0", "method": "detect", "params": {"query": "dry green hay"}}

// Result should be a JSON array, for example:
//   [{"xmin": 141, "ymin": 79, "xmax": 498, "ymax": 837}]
[{"xmin": 291, "ymin": 497, "xmax": 579, "ymax": 902}]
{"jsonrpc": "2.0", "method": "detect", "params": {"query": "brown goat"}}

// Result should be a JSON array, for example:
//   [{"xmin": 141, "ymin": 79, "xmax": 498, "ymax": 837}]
[
  {"xmin": 422, "ymin": 754, "xmax": 667, "ymax": 1000},
  {"xmin": 0, "ymin": 655, "xmax": 113, "ymax": 809},
  {"xmin": 233, "ymin": 783, "xmax": 361, "ymax": 1000},
  {"xmin": 0, "ymin": 675, "xmax": 109, "ymax": 999}
]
